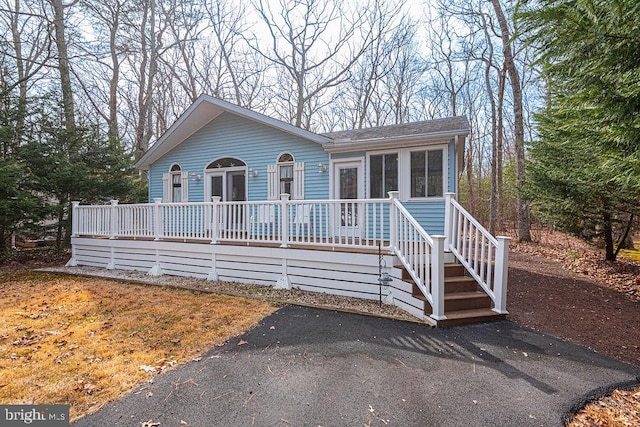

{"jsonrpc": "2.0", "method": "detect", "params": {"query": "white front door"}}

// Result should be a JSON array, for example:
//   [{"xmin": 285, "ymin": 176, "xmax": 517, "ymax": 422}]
[{"xmin": 333, "ymin": 161, "xmax": 364, "ymax": 237}]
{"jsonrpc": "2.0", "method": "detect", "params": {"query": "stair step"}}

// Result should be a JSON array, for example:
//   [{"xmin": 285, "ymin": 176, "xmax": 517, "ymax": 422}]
[
  {"xmin": 444, "ymin": 276, "xmax": 478, "ymax": 293},
  {"xmin": 411, "ymin": 278, "xmax": 480, "ymax": 298},
  {"xmin": 445, "ymin": 291, "xmax": 491, "ymax": 311},
  {"xmin": 403, "ymin": 264, "xmax": 468, "ymax": 282},
  {"xmin": 444, "ymin": 263, "xmax": 465, "ymax": 277},
  {"xmin": 437, "ymin": 308, "xmax": 506, "ymax": 327}
]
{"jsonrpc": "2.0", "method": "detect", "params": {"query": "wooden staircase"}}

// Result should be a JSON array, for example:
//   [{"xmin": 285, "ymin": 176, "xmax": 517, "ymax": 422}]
[{"xmin": 403, "ymin": 263, "xmax": 506, "ymax": 326}]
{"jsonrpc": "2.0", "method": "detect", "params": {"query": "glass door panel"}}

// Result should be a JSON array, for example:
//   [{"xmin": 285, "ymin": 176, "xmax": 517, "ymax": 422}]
[
  {"xmin": 339, "ymin": 167, "xmax": 358, "ymax": 227},
  {"xmin": 333, "ymin": 161, "xmax": 363, "ymax": 238}
]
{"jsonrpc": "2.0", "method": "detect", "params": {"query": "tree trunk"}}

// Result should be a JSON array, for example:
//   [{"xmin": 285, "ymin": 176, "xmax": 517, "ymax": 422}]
[
  {"xmin": 134, "ymin": 0, "xmax": 158, "ymax": 160},
  {"xmin": 603, "ymin": 210, "xmax": 616, "ymax": 261},
  {"xmin": 50, "ymin": 0, "xmax": 76, "ymax": 132},
  {"xmin": 108, "ymin": 7, "xmax": 120, "ymax": 144},
  {"xmin": 496, "ymin": 65, "xmax": 506, "ymax": 232},
  {"xmin": 491, "ymin": 0, "xmax": 530, "ymax": 241},
  {"xmin": 614, "ymin": 214, "xmax": 635, "ymax": 250}
]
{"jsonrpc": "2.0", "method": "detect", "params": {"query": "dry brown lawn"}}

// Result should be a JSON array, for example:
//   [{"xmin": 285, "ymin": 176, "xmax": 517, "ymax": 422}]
[{"xmin": 0, "ymin": 271, "xmax": 276, "ymax": 421}]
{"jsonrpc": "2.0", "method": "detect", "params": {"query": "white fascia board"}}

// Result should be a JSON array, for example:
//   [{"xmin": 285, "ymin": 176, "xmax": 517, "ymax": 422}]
[
  {"xmin": 135, "ymin": 94, "xmax": 331, "ymax": 171},
  {"xmin": 322, "ymin": 129, "xmax": 470, "ymax": 154}
]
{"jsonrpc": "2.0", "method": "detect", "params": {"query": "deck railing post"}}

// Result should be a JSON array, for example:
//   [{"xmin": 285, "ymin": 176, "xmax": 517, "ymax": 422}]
[
  {"xmin": 387, "ymin": 191, "xmax": 399, "ymax": 251},
  {"xmin": 431, "ymin": 235, "xmax": 446, "ymax": 321},
  {"xmin": 109, "ymin": 200, "xmax": 118, "ymax": 239},
  {"xmin": 153, "ymin": 198, "xmax": 162, "ymax": 241},
  {"xmin": 70, "ymin": 201, "xmax": 80, "ymax": 237},
  {"xmin": 493, "ymin": 236, "xmax": 510, "ymax": 314},
  {"xmin": 280, "ymin": 193, "xmax": 290, "ymax": 248},
  {"xmin": 444, "ymin": 192, "xmax": 455, "ymax": 250},
  {"xmin": 211, "ymin": 196, "xmax": 221, "ymax": 244}
]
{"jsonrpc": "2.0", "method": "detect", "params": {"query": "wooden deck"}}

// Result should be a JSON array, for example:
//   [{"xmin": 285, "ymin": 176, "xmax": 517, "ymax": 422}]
[{"xmin": 69, "ymin": 236, "xmax": 503, "ymax": 326}]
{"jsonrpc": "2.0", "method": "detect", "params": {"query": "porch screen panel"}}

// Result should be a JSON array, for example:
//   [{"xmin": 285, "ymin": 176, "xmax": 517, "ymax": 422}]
[
  {"xmin": 427, "ymin": 150, "xmax": 443, "ymax": 197},
  {"xmin": 410, "ymin": 151, "xmax": 426, "ymax": 198},
  {"xmin": 370, "ymin": 153, "xmax": 397, "ymax": 198},
  {"xmin": 411, "ymin": 149, "xmax": 444, "ymax": 198}
]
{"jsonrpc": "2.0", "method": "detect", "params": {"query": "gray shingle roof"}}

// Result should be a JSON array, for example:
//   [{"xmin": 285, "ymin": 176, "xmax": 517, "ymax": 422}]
[{"xmin": 322, "ymin": 116, "xmax": 469, "ymax": 142}]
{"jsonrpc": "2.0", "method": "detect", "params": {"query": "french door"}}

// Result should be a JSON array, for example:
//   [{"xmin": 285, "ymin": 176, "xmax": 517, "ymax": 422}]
[{"xmin": 206, "ymin": 169, "xmax": 247, "ymax": 230}]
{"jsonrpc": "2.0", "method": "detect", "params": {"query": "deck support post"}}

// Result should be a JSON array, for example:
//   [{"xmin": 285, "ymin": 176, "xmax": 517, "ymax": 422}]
[
  {"xmin": 493, "ymin": 236, "xmax": 510, "ymax": 314},
  {"xmin": 148, "ymin": 248, "xmax": 163, "ymax": 276},
  {"xmin": 109, "ymin": 200, "xmax": 118, "ymax": 239},
  {"xmin": 207, "ymin": 252, "xmax": 218, "ymax": 281},
  {"xmin": 444, "ymin": 193, "xmax": 456, "ymax": 250},
  {"xmin": 431, "ymin": 236, "xmax": 446, "ymax": 321},
  {"xmin": 210, "ymin": 196, "xmax": 221, "ymax": 244},
  {"xmin": 275, "ymin": 258, "xmax": 292, "ymax": 289},
  {"xmin": 280, "ymin": 194, "xmax": 290, "ymax": 248},
  {"xmin": 388, "ymin": 191, "xmax": 399, "ymax": 252},
  {"xmin": 153, "ymin": 198, "xmax": 162, "ymax": 241}
]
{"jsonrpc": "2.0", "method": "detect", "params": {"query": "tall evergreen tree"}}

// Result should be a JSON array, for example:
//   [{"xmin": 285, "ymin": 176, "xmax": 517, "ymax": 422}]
[{"xmin": 519, "ymin": 0, "xmax": 640, "ymax": 260}]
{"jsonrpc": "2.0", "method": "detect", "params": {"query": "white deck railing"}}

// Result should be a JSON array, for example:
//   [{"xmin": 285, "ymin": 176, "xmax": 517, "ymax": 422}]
[
  {"xmin": 444, "ymin": 193, "xmax": 510, "ymax": 314},
  {"xmin": 71, "ymin": 192, "xmax": 509, "ymax": 319},
  {"xmin": 72, "ymin": 195, "xmax": 391, "ymax": 250}
]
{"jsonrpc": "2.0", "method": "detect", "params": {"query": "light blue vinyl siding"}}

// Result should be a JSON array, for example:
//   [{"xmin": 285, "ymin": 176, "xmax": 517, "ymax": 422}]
[
  {"xmin": 404, "ymin": 201, "xmax": 446, "ymax": 235},
  {"xmin": 148, "ymin": 112, "xmax": 329, "ymax": 202}
]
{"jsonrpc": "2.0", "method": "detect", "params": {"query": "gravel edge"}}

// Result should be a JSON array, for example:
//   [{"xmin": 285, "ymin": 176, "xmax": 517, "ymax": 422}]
[{"xmin": 36, "ymin": 266, "xmax": 431, "ymax": 326}]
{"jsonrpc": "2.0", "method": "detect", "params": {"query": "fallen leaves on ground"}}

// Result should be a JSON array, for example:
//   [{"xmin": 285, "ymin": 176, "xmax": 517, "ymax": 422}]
[
  {"xmin": 569, "ymin": 387, "xmax": 640, "ymax": 427},
  {"xmin": 512, "ymin": 230, "xmax": 640, "ymax": 301},
  {"xmin": 0, "ymin": 271, "xmax": 275, "ymax": 421}
]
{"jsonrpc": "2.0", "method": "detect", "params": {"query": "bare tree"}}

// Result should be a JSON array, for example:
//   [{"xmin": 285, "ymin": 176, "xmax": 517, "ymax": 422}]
[
  {"xmin": 0, "ymin": 0, "xmax": 52, "ymax": 153},
  {"xmin": 0, "ymin": 0, "xmax": 52, "ymax": 99},
  {"xmin": 120, "ymin": 0, "xmax": 167, "ymax": 159},
  {"xmin": 77, "ymin": 0, "xmax": 131, "ymax": 144},
  {"xmin": 48, "ymin": 0, "xmax": 76, "ymax": 131},
  {"xmin": 490, "ymin": 0, "xmax": 530, "ymax": 241},
  {"xmin": 158, "ymin": 0, "xmax": 204, "ymax": 103},
  {"xmin": 249, "ymin": 0, "xmax": 372, "ymax": 130}
]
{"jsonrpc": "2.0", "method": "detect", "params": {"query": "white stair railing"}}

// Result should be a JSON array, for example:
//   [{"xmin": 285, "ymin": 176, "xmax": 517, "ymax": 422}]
[
  {"xmin": 444, "ymin": 193, "xmax": 510, "ymax": 314},
  {"xmin": 388, "ymin": 192, "xmax": 445, "ymax": 320}
]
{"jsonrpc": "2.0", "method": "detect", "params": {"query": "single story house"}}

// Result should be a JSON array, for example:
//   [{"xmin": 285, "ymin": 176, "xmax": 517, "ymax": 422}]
[{"xmin": 68, "ymin": 95, "xmax": 509, "ymax": 326}]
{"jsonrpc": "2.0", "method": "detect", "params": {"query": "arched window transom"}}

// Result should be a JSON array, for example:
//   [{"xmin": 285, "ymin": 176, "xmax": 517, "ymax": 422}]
[{"xmin": 206, "ymin": 157, "xmax": 246, "ymax": 169}]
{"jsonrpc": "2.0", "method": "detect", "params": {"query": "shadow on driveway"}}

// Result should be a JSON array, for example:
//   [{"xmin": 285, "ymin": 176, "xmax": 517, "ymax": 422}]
[{"xmin": 74, "ymin": 306, "xmax": 639, "ymax": 427}]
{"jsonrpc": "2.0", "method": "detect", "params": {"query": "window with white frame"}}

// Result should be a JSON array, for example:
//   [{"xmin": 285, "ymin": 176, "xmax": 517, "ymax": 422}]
[
  {"xmin": 267, "ymin": 153, "xmax": 304, "ymax": 200},
  {"xmin": 278, "ymin": 153, "xmax": 294, "ymax": 195},
  {"xmin": 369, "ymin": 153, "xmax": 398, "ymax": 198},
  {"xmin": 410, "ymin": 149, "xmax": 444, "ymax": 198},
  {"xmin": 162, "ymin": 164, "xmax": 188, "ymax": 202}
]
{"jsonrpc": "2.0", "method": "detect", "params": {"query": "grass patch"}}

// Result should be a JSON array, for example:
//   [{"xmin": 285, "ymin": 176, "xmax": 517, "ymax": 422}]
[
  {"xmin": 0, "ymin": 272, "xmax": 276, "ymax": 420},
  {"xmin": 619, "ymin": 241, "xmax": 640, "ymax": 262}
]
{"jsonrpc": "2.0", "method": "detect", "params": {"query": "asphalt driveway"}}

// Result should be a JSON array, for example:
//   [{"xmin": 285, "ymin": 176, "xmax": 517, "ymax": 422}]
[{"xmin": 74, "ymin": 306, "xmax": 639, "ymax": 427}]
